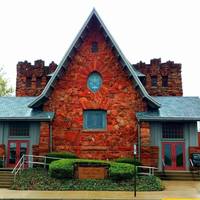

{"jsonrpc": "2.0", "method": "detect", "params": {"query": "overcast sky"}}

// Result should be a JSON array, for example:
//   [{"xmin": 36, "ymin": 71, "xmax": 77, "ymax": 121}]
[{"xmin": 0, "ymin": 0, "xmax": 200, "ymax": 97}]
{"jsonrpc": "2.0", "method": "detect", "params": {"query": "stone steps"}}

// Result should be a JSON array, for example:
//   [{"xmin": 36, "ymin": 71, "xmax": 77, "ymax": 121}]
[
  {"xmin": 0, "ymin": 169, "xmax": 14, "ymax": 188},
  {"xmin": 155, "ymin": 171, "xmax": 200, "ymax": 181}
]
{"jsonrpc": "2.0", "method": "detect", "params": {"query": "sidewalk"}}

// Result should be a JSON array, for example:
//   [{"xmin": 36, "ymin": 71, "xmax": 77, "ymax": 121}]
[{"xmin": 0, "ymin": 181, "xmax": 199, "ymax": 200}]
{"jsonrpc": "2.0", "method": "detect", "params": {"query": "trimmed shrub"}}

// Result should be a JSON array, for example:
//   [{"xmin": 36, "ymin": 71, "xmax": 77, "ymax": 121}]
[
  {"xmin": 46, "ymin": 152, "xmax": 78, "ymax": 164},
  {"xmin": 49, "ymin": 159, "xmax": 134, "ymax": 180},
  {"xmin": 49, "ymin": 159, "xmax": 74, "ymax": 178},
  {"xmin": 109, "ymin": 162, "xmax": 134, "ymax": 180},
  {"xmin": 115, "ymin": 157, "xmax": 141, "ymax": 166}
]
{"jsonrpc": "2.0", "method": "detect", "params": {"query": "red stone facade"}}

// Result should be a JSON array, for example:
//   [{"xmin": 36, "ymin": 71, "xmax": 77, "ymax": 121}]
[
  {"xmin": 14, "ymin": 15, "xmax": 184, "ymax": 164},
  {"xmin": 0, "ymin": 144, "xmax": 5, "ymax": 157},
  {"xmin": 140, "ymin": 122, "xmax": 159, "ymax": 166},
  {"xmin": 39, "ymin": 22, "xmax": 148, "ymax": 160},
  {"xmin": 38, "ymin": 122, "xmax": 50, "ymax": 155},
  {"xmin": 189, "ymin": 132, "xmax": 200, "ymax": 157},
  {"xmin": 16, "ymin": 60, "xmax": 57, "ymax": 96},
  {"xmin": 134, "ymin": 58, "xmax": 183, "ymax": 96}
]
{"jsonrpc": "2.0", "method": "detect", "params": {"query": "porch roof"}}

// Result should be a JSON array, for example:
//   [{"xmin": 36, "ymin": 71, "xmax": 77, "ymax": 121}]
[
  {"xmin": 0, "ymin": 97, "xmax": 54, "ymax": 121},
  {"xmin": 136, "ymin": 96, "xmax": 200, "ymax": 121}
]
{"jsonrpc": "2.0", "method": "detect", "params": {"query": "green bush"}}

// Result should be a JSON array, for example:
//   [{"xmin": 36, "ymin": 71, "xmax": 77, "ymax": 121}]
[
  {"xmin": 11, "ymin": 168, "xmax": 164, "ymax": 191},
  {"xmin": 49, "ymin": 159, "xmax": 134, "ymax": 180},
  {"xmin": 46, "ymin": 152, "xmax": 78, "ymax": 164},
  {"xmin": 114, "ymin": 157, "xmax": 141, "ymax": 166},
  {"xmin": 109, "ymin": 162, "xmax": 134, "ymax": 180}
]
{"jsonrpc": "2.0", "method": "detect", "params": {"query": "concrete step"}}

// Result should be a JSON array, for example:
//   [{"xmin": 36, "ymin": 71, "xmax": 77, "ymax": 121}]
[
  {"xmin": 156, "ymin": 171, "xmax": 200, "ymax": 180},
  {"xmin": 0, "ymin": 168, "xmax": 13, "ymax": 171},
  {"xmin": 0, "ymin": 169, "xmax": 14, "ymax": 189}
]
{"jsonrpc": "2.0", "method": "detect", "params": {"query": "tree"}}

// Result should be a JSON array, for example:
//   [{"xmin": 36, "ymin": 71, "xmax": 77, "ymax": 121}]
[{"xmin": 0, "ymin": 67, "xmax": 13, "ymax": 96}]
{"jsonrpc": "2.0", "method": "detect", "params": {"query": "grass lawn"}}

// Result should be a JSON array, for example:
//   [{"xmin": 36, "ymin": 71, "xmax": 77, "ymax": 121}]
[{"xmin": 11, "ymin": 168, "xmax": 164, "ymax": 191}]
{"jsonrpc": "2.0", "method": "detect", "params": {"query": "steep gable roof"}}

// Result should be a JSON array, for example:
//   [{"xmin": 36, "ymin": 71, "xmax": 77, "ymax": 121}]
[{"xmin": 29, "ymin": 9, "xmax": 160, "ymax": 109}]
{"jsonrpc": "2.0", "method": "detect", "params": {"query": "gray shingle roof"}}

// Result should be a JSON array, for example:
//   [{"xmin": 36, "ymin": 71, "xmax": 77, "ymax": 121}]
[
  {"xmin": 136, "ymin": 96, "xmax": 200, "ymax": 121},
  {"xmin": 0, "ymin": 97, "xmax": 54, "ymax": 121}
]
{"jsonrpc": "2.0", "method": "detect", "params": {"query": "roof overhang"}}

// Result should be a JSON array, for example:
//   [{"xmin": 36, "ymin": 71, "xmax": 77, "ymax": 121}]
[{"xmin": 28, "ymin": 8, "xmax": 160, "ymax": 109}]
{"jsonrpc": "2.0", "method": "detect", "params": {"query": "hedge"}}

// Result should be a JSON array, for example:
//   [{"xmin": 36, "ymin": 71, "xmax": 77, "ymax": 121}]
[
  {"xmin": 49, "ymin": 159, "xmax": 134, "ymax": 180},
  {"xmin": 45, "ymin": 152, "xmax": 78, "ymax": 164},
  {"xmin": 114, "ymin": 157, "xmax": 141, "ymax": 166}
]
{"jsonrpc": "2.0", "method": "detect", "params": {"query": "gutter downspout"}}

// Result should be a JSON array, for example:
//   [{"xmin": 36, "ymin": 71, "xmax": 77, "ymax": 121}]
[
  {"xmin": 137, "ymin": 120, "xmax": 141, "ymax": 162},
  {"xmin": 49, "ymin": 120, "xmax": 53, "ymax": 153}
]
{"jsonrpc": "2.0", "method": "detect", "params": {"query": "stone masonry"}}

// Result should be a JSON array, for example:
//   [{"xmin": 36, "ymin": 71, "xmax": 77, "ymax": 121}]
[
  {"xmin": 16, "ymin": 60, "xmax": 57, "ymax": 96},
  {"xmin": 14, "ymin": 19, "xmax": 184, "ymax": 164},
  {"xmin": 134, "ymin": 58, "xmax": 183, "ymax": 96},
  {"xmin": 40, "ymin": 21, "xmax": 148, "ymax": 160}
]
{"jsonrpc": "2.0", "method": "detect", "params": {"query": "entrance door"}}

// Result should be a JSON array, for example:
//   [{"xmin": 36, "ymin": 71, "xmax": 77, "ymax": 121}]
[
  {"xmin": 7, "ymin": 140, "xmax": 29, "ymax": 168},
  {"xmin": 162, "ymin": 142, "xmax": 186, "ymax": 170}
]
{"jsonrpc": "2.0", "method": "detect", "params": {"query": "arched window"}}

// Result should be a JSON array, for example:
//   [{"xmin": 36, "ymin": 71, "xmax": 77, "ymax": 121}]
[{"xmin": 87, "ymin": 72, "xmax": 102, "ymax": 92}]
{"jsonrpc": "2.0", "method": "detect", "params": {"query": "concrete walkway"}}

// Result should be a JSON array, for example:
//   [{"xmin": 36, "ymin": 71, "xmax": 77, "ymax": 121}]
[{"xmin": 0, "ymin": 181, "xmax": 199, "ymax": 199}]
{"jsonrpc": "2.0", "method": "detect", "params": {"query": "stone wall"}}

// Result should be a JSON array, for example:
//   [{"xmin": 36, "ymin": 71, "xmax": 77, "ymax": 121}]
[
  {"xmin": 139, "ymin": 122, "xmax": 159, "ymax": 166},
  {"xmin": 189, "ymin": 132, "xmax": 200, "ymax": 157},
  {"xmin": 0, "ymin": 144, "xmax": 5, "ymax": 157},
  {"xmin": 189, "ymin": 146, "xmax": 200, "ymax": 156},
  {"xmin": 16, "ymin": 60, "xmax": 57, "ymax": 96},
  {"xmin": 41, "ymin": 20, "xmax": 147, "ymax": 160},
  {"xmin": 37, "ymin": 122, "xmax": 50, "ymax": 155},
  {"xmin": 134, "ymin": 58, "xmax": 183, "ymax": 96}
]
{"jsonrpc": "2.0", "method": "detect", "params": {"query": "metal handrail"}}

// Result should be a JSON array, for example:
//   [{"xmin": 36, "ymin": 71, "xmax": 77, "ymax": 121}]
[
  {"xmin": 12, "ymin": 155, "xmax": 25, "ymax": 175},
  {"xmin": 189, "ymin": 158, "xmax": 194, "ymax": 167},
  {"xmin": 137, "ymin": 165, "xmax": 158, "ymax": 176},
  {"xmin": 12, "ymin": 154, "xmax": 67, "ymax": 180},
  {"xmin": 161, "ymin": 159, "xmax": 166, "ymax": 175},
  {"xmin": 162, "ymin": 159, "xmax": 165, "ymax": 167}
]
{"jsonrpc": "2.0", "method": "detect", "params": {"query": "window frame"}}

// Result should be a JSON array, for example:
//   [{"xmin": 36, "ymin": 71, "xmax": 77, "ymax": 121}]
[
  {"xmin": 83, "ymin": 110, "xmax": 107, "ymax": 131},
  {"xmin": 162, "ymin": 123, "xmax": 184, "ymax": 139},
  {"xmin": 36, "ymin": 77, "xmax": 42, "ymax": 87},
  {"xmin": 151, "ymin": 76, "xmax": 157, "ymax": 87},
  {"xmin": 26, "ymin": 77, "xmax": 32, "ymax": 88},
  {"xmin": 162, "ymin": 76, "xmax": 168, "ymax": 87},
  {"xmin": 9, "ymin": 122, "xmax": 30, "ymax": 137},
  {"xmin": 87, "ymin": 72, "xmax": 102, "ymax": 92},
  {"xmin": 91, "ymin": 41, "xmax": 98, "ymax": 53}
]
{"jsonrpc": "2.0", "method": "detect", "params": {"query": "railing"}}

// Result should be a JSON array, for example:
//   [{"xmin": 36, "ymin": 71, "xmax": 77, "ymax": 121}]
[
  {"xmin": 162, "ymin": 159, "xmax": 165, "ymax": 171},
  {"xmin": 137, "ymin": 165, "xmax": 158, "ymax": 176},
  {"xmin": 189, "ymin": 158, "xmax": 194, "ymax": 167},
  {"xmin": 0, "ymin": 156, "xmax": 5, "ymax": 168},
  {"xmin": 12, "ymin": 154, "xmax": 64, "ymax": 180}
]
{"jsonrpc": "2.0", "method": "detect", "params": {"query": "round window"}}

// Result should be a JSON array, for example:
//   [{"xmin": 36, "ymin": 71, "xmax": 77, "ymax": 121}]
[{"xmin": 87, "ymin": 72, "xmax": 102, "ymax": 92}]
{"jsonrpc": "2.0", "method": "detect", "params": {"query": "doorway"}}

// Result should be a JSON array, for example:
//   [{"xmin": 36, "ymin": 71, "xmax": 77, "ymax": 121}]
[
  {"xmin": 162, "ymin": 142, "xmax": 186, "ymax": 170},
  {"xmin": 7, "ymin": 140, "xmax": 29, "ymax": 168}
]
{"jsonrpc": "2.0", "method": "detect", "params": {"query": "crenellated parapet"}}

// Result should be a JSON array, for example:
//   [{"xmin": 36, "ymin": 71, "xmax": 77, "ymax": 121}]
[
  {"xmin": 16, "ymin": 60, "xmax": 57, "ymax": 96},
  {"xmin": 134, "ymin": 58, "xmax": 183, "ymax": 96}
]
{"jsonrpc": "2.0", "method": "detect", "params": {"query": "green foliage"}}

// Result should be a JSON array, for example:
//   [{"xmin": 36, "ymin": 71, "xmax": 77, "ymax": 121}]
[
  {"xmin": 49, "ymin": 159, "xmax": 109, "ymax": 179},
  {"xmin": 109, "ymin": 162, "xmax": 134, "ymax": 180},
  {"xmin": 137, "ymin": 176, "xmax": 165, "ymax": 191},
  {"xmin": 0, "ymin": 67, "xmax": 13, "ymax": 96},
  {"xmin": 49, "ymin": 158, "xmax": 134, "ymax": 180},
  {"xmin": 46, "ymin": 152, "xmax": 78, "ymax": 164},
  {"xmin": 49, "ymin": 159, "xmax": 75, "ymax": 179},
  {"xmin": 11, "ymin": 168, "xmax": 164, "ymax": 191},
  {"xmin": 114, "ymin": 157, "xmax": 141, "ymax": 166}
]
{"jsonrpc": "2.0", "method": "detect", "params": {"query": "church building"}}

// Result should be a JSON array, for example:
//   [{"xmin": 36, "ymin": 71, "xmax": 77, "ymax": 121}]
[{"xmin": 0, "ymin": 9, "xmax": 200, "ymax": 171}]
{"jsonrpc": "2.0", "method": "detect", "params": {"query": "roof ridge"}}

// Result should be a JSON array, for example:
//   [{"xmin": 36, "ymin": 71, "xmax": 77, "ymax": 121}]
[{"xmin": 28, "ymin": 9, "xmax": 160, "ymax": 109}]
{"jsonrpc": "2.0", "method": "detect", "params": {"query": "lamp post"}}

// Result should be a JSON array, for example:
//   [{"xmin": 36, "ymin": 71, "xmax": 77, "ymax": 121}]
[{"xmin": 133, "ymin": 143, "xmax": 137, "ymax": 197}]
